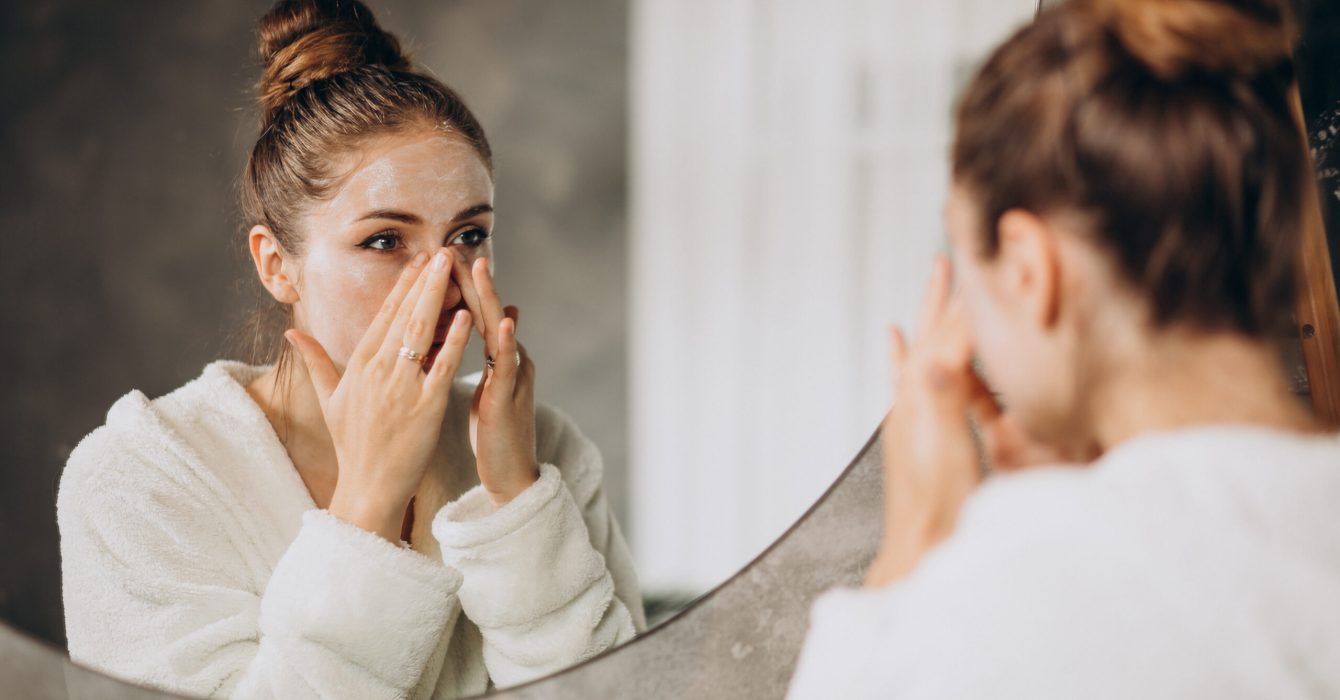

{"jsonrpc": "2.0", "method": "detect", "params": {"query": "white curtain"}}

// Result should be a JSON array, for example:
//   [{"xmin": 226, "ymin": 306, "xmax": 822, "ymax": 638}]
[{"xmin": 629, "ymin": 0, "xmax": 1038, "ymax": 595}]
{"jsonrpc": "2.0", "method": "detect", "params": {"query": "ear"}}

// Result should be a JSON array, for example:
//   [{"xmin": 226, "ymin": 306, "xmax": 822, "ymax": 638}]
[
  {"xmin": 994, "ymin": 209, "xmax": 1060, "ymax": 329},
  {"xmin": 248, "ymin": 224, "xmax": 301, "ymax": 304}
]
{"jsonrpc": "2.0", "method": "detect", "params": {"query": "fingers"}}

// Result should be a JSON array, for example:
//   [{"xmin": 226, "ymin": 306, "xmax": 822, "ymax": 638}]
[
  {"xmin": 400, "ymin": 248, "xmax": 456, "ymax": 359},
  {"xmin": 454, "ymin": 254, "xmax": 491, "ymax": 338},
  {"xmin": 353, "ymin": 251, "xmax": 429, "ymax": 365},
  {"xmin": 916, "ymin": 255, "xmax": 953, "ymax": 340},
  {"xmin": 515, "ymin": 339, "xmax": 534, "ymax": 401},
  {"xmin": 937, "ymin": 296, "xmax": 975, "ymax": 368},
  {"xmin": 888, "ymin": 325, "xmax": 908, "ymax": 399},
  {"xmin": 489, "ymin": 317, "xmax": 520, "ymax": 395},
  {"xmin": 471, "ymin": 257, "xmax": 508, "ymax": 360},
  {"xmin": 380, "ymin": 249, "xmax": 450, "ymax": 360},
  {"xmin": 889, "ymin": 325, "xmax": 908, "ymax": 365},
  {"xmin": 285, "ymin": 329, "xmax": 339, "ymax": 411},
  {"xmin": 424, "ymin": 309, "xmax": 473, "ymax": 394}
]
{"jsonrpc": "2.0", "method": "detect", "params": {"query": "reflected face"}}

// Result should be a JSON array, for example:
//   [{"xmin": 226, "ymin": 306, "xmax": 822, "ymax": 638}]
[{"xmin": 290, "ymin": 129, "xmax": 494, "ymax": 371}]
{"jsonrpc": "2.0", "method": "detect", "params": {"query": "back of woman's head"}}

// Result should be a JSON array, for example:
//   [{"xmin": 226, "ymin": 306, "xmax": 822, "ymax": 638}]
[
  {"xmin": 952, "ymin": 0, "xmax": 1305, "ymax": 338},
  {"xmin": 241, "ymin": 0, "xmax": 491, "ymax": 256}
]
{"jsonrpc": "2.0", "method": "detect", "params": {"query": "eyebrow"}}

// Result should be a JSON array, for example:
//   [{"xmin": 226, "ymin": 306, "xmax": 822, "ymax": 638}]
[{"xmin": 353, "ymin": 203, "xmax": 494, "ymax": 225}]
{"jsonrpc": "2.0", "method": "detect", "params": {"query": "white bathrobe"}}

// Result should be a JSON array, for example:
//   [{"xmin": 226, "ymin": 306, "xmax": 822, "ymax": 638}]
[
  {"xmin": 57, "ymin": 359, "xmax": 646, "ymax": 699},
  {"xmin": 788, "ymin": 425, "xmax": 1340, "ymax": 699}
]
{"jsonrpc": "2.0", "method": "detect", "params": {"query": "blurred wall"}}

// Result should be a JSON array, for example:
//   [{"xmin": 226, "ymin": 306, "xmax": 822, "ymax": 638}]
[
  {"xmin": 0, "ymin": 0, "xmax": 628, "ymax": 647},
  {"xmin": 629, "ymin": 0, "xmax": 1038, "ymax": 594}
]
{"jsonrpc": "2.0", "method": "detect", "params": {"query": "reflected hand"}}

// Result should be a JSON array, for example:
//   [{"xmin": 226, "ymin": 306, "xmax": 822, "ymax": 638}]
[
  {"xmin": 286, "ymin": 250, "xmax": 473, "ymax": 542},
  {"xmin": 456, "ymin": 256, "xmax": 539, "ymax": 510}
]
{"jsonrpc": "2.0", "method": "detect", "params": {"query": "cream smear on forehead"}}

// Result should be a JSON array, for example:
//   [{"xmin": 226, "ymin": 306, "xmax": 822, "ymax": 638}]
[
  {"xmin": 291, "ymin": 131, "xmax": 493, "ymax": 369},
  {"xmin": 323, "ymin": 132, "xmax": 492, "ymax": 221}
]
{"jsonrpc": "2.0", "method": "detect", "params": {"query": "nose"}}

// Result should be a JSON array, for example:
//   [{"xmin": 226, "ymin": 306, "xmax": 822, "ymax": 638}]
[{"xmin": 436, "ymin": 248, "xmax": 466, "ymax": 310}]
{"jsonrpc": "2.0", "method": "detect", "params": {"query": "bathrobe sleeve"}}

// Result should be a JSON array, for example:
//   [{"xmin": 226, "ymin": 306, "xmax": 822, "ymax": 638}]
[
  {"xmin": 58, "ymin": 425, "xmax": 465, "ymax": 700},
  {"xmin": 432, "ymin": 402, "xmax": 644, "ymax": 689}
]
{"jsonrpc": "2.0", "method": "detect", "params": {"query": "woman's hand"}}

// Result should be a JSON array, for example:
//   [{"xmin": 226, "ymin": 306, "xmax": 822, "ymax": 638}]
[
  {"xmin": 864, "ymin": 256, "xmax": 1086, "ymax": 588},
  {"xmin": 456, "ymin": 256, "xmax": 539, "ymax": 510},
  {"xmin": 864, "ymin": 256, "xmax": 982, "ymax": 588},
  {"xmin": 286, "ymin": 249, "xmax": 474, "ymax": 542}
]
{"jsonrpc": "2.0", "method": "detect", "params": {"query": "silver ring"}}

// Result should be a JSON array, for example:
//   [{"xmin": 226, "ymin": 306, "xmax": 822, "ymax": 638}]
[
  {"xmin": 485, "ymin": 351, "xmax": 521, "ymax": 370},
  {"xmin": 398, "ymin": 346, "xmax": 426, "ymax": 364}
]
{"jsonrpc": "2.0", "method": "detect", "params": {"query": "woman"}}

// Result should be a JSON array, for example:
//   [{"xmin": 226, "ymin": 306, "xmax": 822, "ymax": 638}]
[
  {"xmin": 790, "ymin": 0, "xmax": 1340, "ymax": 697},
  {"xmin": 56, "ymin": 1, "xmax": 644, "ymax": 698}
]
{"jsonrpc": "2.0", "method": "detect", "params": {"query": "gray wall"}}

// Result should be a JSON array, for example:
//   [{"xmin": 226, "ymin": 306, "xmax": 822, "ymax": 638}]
[{"xmin": 0, "ymin": 0, "xmax": 629, "ymax": 647}]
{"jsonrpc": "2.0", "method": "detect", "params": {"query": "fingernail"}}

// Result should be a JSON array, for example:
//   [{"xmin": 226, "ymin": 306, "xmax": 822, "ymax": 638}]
[
  {"xmin": 409, "ymin": 251, "xmax": 428, "ymax": 268},
  {"xmin": 433, "ymin": 251, "xmax": 448, "ymax": 270}
]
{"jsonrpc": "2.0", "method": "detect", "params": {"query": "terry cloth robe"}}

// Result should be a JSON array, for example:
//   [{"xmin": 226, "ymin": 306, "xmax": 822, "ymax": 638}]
[
  {"xmin": 58, "ymin": 359, "xmax": 646, "ymax": 699},
  {"xmin": 787, "ymin": 425, "xmax": 1340, "ymax": 699}
]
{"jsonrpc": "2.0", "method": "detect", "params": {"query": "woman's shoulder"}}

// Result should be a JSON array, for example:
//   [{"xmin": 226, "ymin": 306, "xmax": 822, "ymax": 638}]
[
  {"xmin": 910, "ymin": 423, "xmax": 1340, "ymax": 618},
  {"xmin": 60, "ymin": 360, "xmax": 278, "ymax": 506}
]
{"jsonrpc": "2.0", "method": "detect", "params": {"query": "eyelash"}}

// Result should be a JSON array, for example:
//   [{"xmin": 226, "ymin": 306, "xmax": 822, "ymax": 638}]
[{"xmin": 358, "ymin": 227, "xmax": 491, "ymax": 253}]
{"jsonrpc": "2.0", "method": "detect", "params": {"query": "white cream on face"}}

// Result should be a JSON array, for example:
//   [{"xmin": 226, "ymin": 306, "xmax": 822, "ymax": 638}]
[{"xmin": 290, "ymin": 130, "xmax": 495, "ymax": 370}]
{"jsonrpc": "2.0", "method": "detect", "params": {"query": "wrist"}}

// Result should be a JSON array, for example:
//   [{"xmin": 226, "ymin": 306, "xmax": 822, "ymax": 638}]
[
  {"xmin": 328, "ymin": 488, "xmax": 408, "ymax": 543},
  {"xmin": 866, "ymin": 506, "xmax": 942, "ymax": 587},
  {"xmin": 484, "ymin": 464, "xmax": 541, "ymax": 510}
]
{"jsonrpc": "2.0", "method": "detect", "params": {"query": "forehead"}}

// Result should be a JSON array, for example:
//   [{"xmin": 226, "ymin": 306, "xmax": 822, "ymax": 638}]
[{"xmin": 322, "ymin": 130, "xmax": 493, "ymax": 218}]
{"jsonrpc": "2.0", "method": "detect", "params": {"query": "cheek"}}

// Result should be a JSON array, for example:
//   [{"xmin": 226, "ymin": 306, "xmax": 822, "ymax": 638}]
[
  {"xmin": 961, "ymin": 271, "xmax": 1030, "ymax": 405},
  {"xmin": 299, "ymin": 251, "xmax": 402, "ymax": 364},
  {"xmin": 964, "ymin": 280, "xmax": 1067, "ymax": 437},
  {"xmin": 453, "ymin": 239, "xmax": 492, "ymax": 269}
]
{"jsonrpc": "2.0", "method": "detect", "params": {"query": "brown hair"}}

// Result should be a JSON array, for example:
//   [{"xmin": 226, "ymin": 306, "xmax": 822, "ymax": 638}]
[
  {"xmin": 239, "ymin": 0, "xmax": 491, "ymax": 413},
  {"xmin": 951, "ymin": 0, "xmax": 1305, "ymax": 338}
]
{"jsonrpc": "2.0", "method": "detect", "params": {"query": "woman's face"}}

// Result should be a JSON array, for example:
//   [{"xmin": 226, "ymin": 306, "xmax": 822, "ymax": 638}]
[
  {"xmin": 944, "ymin": 182, "xmax": 1077, "ymax": 444},
  {"xmin": 289, "ymin": 129, "xmax": 494, "ymax": 371}
]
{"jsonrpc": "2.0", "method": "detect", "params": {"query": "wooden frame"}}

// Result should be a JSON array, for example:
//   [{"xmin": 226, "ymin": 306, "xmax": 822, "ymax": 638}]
[{"xmin": 1292, "ymin": 83, "xmax": 1340, "ymax": 426}]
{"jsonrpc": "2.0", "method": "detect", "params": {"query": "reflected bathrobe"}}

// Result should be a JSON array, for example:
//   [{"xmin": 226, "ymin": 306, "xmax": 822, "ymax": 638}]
[
  {"xmin": 788, "ymin": 425, "xmax": 1340, "ymax": 699},
  {"xmin": 57, "ymin": 360, "xmax": 645, "ymax": 699}
]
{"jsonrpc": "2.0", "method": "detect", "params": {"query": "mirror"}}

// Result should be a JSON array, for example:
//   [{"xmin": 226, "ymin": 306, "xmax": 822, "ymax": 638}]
[{"xmin": 0, "ymin": 0, "xmax": 1086, "ymax": 697}]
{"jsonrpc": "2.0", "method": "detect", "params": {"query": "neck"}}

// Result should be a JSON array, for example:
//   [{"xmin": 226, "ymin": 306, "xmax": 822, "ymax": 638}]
[
  {"xmin": 247, "ymin": 353, "xmax": 338, "ymax": 483},
  {"xmin": 1085, "ymin": 329, "xmax": 1319, "ymax": 452}
]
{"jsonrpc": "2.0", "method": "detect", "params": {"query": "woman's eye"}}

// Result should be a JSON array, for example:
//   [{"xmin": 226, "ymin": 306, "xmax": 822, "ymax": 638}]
[
  {"xmin": 451, "ymin": 227, "xmax": 491, "ymax": 248},
  {"xmin": 359, "ymin": 231, "xmax": 401, "ymax": 252}
]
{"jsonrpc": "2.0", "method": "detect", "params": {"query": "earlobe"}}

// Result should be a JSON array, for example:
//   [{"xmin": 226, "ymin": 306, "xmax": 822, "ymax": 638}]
[
  {"xmin": 248, "ymin": 224, "xmax": 300, "ymax": 305},
  {"xmin": 996, "ymin": 210, "xmax": 1061, "ymax": 329}
]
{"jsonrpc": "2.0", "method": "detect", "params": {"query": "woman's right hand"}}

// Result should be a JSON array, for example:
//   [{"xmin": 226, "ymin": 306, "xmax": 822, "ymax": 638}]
[{"xmin": 286, "ymin": 249, "xmax": 473, "ymax": 543}]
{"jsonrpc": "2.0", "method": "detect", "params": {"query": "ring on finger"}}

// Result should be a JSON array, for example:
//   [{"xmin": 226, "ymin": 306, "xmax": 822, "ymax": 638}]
[
  {"xmin": 484, "ymin": 351, "xmax": 521, "ymax": 370},
  {"xmin": 398, "ymin": 346, "xmax": 426, "ymax": 364}
]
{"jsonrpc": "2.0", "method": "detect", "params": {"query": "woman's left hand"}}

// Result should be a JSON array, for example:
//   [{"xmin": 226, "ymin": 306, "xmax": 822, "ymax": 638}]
[
  {"xmin": 865, "ymin": 256, "xmax": 985, "ymax": 588},
  {"xmin": 456, "ymin": 256, "xmax": 539, "ymax": 510}
]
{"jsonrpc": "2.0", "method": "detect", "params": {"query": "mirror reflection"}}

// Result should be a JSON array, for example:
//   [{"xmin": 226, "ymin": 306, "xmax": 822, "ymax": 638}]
[{"xmin": 2, "ymin": 0, "xmax": 1037, "ymax": 697}]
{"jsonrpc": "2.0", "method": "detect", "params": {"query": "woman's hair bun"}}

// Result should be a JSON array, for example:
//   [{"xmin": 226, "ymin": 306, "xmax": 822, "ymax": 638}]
[
  {"xmin": 256, "ymin": 0, "xmax": 412, "ymax": 114},
  {"xmin": 1088, "ymin": 0, "xmax": 1293, "ymax": 82}
]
